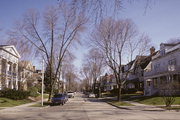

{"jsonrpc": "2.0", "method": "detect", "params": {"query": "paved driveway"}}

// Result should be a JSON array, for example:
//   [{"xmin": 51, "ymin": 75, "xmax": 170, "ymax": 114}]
[{"xmin": 0, "ymin": 93, "xmax": 179, "ymax": 120}]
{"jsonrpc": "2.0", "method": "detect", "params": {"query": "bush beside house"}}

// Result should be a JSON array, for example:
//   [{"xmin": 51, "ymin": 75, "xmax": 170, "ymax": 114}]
[{"xmin": 0, "ymin": 89, "xmax": 30, "ymax": 100}]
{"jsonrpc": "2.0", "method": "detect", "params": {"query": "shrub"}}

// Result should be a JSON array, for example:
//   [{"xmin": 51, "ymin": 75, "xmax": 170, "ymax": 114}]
[
  {"xmin": 28, "ymin": 87, "xmax": 39, "ymax": 97},
  {"xmin": 0, "ymin": 89, "xmax": 30, "ymax": 100},
  {"xmin": 110, "ymin": 88, "xmax": 137, "ymax": 95},
  {"xmin": 126, "ymin": 88, "xmax": 137, "ymax": 94}
]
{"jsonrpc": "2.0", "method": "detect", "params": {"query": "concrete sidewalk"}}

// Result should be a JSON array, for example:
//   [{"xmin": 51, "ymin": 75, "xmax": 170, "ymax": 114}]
[
  {"xmin": 123, "ymin": 100, "xmax": 165, "ymax": 111},
  {"xmin": 0, "ymin": 99, "xmax": 48, "ymax": 112},
  {"xmin": 98, "ymin": 97, "xmax": 166, "ymax": 111}
]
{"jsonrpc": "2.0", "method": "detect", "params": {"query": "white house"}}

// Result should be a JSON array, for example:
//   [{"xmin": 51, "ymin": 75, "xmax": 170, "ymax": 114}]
[
  {"xmin": 0, "ymin": 45, "xmax": 20, "ymax": 90},
  {"xmin": 144, "ymin": 42, "xmax": 180, "ymax": 96}
]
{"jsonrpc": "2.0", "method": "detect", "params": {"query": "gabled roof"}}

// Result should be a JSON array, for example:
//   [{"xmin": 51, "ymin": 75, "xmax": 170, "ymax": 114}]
[
  {"xmin": 127, "ymin": 51, "xmax": 158, "ymax": 72},
  {"xmin": 0, "ymin": 45, "xmax": 21, "ymax": 58},
  {"xmin": 161, "ymin": 42, "xmax": 180, "ymax": 46},
  {"xmin": 19, "ymin": 61, "xmax": 35, "ymax": 71}
]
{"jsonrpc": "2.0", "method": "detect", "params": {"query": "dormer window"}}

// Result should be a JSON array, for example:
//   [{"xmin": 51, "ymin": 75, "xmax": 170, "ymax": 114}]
[
  {"xmin": 160, "ymin": 49, "xmax": 165, "ymax": 56},
  {"xmin": 154, "ymin": 63, "xmax": 160, "ymax": 70},
  {"xmin": 168, "ymin": 58, "xmax": 176, "ymax": 65}
]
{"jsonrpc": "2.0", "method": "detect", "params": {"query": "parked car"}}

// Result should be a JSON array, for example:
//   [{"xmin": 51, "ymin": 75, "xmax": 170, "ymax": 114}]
[
  {"xmin": 63, "ymin": 93, "xmax": 68, "ymax": 102},
  {"xmin": 67, "ymin": 91, "xmax": 75, "ymax": 98},
  {"xmin": 51, "ymin": 94, "xmax": 67, "ymax": 105},
  {"xmin": 88, "ymin": 93, "xmax": 95, "ymax": 98}
]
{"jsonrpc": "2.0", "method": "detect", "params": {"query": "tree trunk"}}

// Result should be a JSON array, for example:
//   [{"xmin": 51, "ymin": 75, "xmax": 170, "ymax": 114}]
[
  {"xmin": 117, "ymin": 84, "xmax": 122, "ymax": 101},
  {"xmin": 48, "ymin": 84, "xmax": 54, "ymax": 101}
]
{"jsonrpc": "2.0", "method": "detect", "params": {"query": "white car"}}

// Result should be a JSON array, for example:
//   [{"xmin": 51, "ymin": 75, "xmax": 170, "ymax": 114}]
[
  {"xmin": 88, "ymin": 93, "xmax": 95, "ymax": 98},
  {"xmin": 67, "ymin": 92, "xmax": 75, "ymax": 98}
]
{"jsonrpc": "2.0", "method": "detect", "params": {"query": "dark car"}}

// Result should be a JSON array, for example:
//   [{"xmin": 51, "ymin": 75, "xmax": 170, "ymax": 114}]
[{"xmin": 51, "ymin": 94, "xmax": 67, "ymax": 105}]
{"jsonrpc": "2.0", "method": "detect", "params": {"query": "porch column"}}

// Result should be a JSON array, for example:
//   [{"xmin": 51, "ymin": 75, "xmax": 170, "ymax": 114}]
[
  {"xmin": 10, "ymin": 63, "xmax": 14, "ymax": 89},
  {"xmin": 6, "ymin": 61, "xmax": 9, "ymax": 88},
  {"xmin": 15, "ymin": 63, "xmax": 18, "ymax": 90}
]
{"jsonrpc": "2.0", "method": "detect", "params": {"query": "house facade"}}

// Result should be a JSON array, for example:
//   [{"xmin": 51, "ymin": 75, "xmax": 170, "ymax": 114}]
[
  {"xmin": 123, "ymin": 57, "xmax": 145, "ymax": 90},
  {"xmin": 122, "ymin": 47, "xmax": 157, "ymax": 92},
  {"xmin": 18, "ymin": 61, "xmax": 36, "ymax": 90},
  {"xmin": 99, "ymin": 74, "xmax": 117, "ymax": 92},
  {"xmin": 144, "ymin": 43, "xmax": 180, "ymax": 96},
  {"xmin": 0, "ymin": 45, "xmax": 20, "ymax": 90}
]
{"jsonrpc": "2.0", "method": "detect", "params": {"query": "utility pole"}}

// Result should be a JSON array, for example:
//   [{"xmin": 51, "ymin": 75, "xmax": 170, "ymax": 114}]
[{"xmin": 41, "ymin": 60, "xmax": 44, "ymax": 106}]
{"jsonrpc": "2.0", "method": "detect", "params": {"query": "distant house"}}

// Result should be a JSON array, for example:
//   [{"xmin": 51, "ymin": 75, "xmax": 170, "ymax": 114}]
[
  {"xmin": 144, "ymin": 43, "xmax": 180, "ymax": 96},
  {"xmin": 99, "ymin": 74, "xmax": 117, "ymax": 92},
  {"xmin": 18, "ymin": 61, "xmax": 36, "ymax": 90},
  {"xmin": 0, "ymin": 45, "xmax": 21, "ymax": 90}
]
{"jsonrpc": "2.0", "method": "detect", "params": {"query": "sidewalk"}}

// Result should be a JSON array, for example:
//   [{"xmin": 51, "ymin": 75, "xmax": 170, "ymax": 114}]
[
  {"xmin": 0, "ymin": 99, "xmax": 48, "ymax": 112},
  {"xmin": 123, "ymin": 100, "xmax": 165, "ymax": 111},
  {"xmin": 98, "ymin": 97, "xmax": 165, "ymax": 111}
]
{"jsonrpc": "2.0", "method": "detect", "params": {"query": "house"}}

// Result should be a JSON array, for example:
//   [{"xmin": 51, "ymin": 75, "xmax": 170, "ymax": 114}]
[
  {"xmin": 18, "ymin": 61, "xmax": 36, "ymax": 90},
  {"xmin": 123, "ymin": 47, "xmax": 157, "ymax": 92},
  {"xmin": 123, "ymin": 56, "xmax": 146, "ymax": 90},
  {"xmin": 0, "ymin": 45, "xmax": 20, "ymax": 90},
  {"xmin": 99, "ymin": 73, "xmax": 117, "ymax": 92},
  {"xmin": 144, "ymin": 43, "xmax": 180, "ymax": 96}
]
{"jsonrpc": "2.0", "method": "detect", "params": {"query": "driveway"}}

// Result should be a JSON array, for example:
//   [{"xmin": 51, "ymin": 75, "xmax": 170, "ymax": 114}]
[{"xmin": 0, "ymin": 93, "xmax": 179, "ymax": 120}]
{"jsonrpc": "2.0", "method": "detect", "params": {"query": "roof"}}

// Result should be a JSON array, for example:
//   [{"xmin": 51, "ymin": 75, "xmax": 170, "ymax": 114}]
[
  {"xmin": 161, "ymin": 42, "xmax": 180, "ymax": 46},
  {"xmin": 19, "ymin": 61, "xmax": 35, "ymax": 71},
  {"xmin": 128, "ymin": 51, "xmax": 158, "ymax": 72},
  {"xmin": 0, "ymin": 45, "xmax": 21, "ymax": 58}
]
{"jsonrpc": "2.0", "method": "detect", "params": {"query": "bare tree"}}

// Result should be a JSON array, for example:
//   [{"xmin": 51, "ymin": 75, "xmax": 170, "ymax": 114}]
[
  {"xmin": 8, "ymin": 4, "xmax": 87, "ymax": 101},
  {"xmin": 138, "ymin": 34, "xmax": 152, "ymax": 56},
  {"xmin": 91, "ymin": 18, "xmax": 138, "ymax": 101},
  {"xmin": 83, "ymin": 48, "xmax": 105, "ymax": 94},
  {"xmin": 59, "ymin": 0, "xmax": 152, "ymax": 24},
  {"xmin": 59, "ymin": 0, "xmax": 122, "ymax": 23},
  {"xmin": 80, "ymin": 63, "xmax": 93, "ymax": 91}
]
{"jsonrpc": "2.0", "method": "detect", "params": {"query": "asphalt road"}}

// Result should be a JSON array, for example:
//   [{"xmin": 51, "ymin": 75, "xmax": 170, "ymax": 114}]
[{"xmin": 0, "ymin": 93, "xmax": 180, "ymax": 120}]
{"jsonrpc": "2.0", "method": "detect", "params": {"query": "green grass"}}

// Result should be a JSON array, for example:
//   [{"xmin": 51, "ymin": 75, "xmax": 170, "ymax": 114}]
[
  {"xmin": 0, "ymin": 97, "xmax": 31, "ymax": 107},
  {"xmin": 0, "ymin": 94, "xmax": 49, "ymax": 108},
  {"xmin": 129, "ymin": 96, "xmax": 180, "ymax": 105},
  {"xmin": 35, "ymin": 94, "xmax": 49, "ymax": 100},
  {"xmin": 108, "ymin": 101, "xmax": 133, "ymax": 106}
]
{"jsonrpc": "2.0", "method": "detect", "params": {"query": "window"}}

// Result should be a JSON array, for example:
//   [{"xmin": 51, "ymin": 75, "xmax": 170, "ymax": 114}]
[
  {"xmin": 154, "ymin": 63, "xmax": 160, "ymax": 70},
  {"xmin": 160, "ymin": 49, "xmax": 165, "ymax": 56},
  {"xmin": 168, "ymin": 58, "xmax": 176, "ymax": 65},
  {"xmin": 153, "ymin": 78, "xmax": 158, "ymax": 87}
]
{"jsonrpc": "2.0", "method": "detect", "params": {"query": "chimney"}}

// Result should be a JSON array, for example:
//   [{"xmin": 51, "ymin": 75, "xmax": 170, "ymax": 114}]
[
  {"xmin": 33, "ymin": 66, "xmax": 36, "ymax": 72},
  {"xmin": 150, "ymin": 46, "xmax": 155, "ymax": 55}
]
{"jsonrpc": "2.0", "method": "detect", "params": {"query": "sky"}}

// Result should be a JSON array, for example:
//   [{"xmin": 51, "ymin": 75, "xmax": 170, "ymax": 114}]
[{"xmin": 0, "ymin": 0, "xmax": 180, "ymax": 70}]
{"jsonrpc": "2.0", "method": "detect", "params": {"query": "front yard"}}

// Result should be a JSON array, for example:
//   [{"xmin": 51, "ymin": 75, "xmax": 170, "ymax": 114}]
[
  {"xmin": 0, "ymin": 97, "xmax": 31, "ymax": 107},
  {"xmin": 102, "ymin": 92, "xmax": 180, "ymax": 110},
  {"xmin": 0, "ymin": 94, "xmax": 49, "ymax": 108},
  {"xmin": 128, "ymin": 96, "xmax": 180, "ymax": 105}
]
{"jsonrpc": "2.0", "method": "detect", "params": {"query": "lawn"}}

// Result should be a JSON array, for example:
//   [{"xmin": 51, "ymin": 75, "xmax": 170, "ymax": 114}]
[
  {"xmin": 0, "ymin": 94, "xmax": 49, "ymax": 107},
  {"xmin": 0, "ymin": 97, "xmax": 31, "ymax": 107},
  {"xmin": 128, "ymin": 96, "xmax": 180, "ymax": 105}
]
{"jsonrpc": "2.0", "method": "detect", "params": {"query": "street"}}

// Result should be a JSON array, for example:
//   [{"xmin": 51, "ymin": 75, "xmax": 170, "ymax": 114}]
[{"xmin": 0, "ymin": 93, "xmax": 180, "ymax": 120}]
